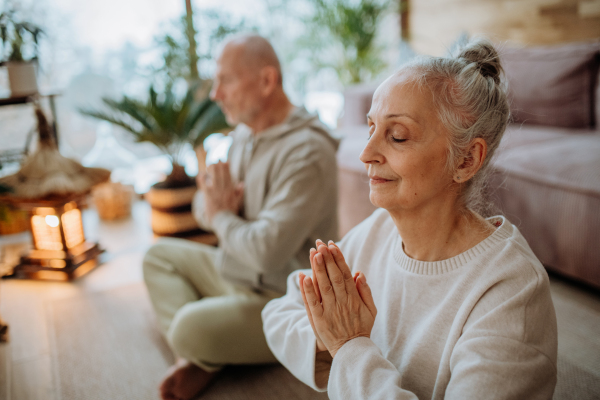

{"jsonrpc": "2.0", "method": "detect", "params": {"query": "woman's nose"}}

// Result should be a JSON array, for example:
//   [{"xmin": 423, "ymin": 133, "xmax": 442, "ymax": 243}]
[{"xmin": 359, "ymin": 130, "xmax": 384, "ymax": 165}]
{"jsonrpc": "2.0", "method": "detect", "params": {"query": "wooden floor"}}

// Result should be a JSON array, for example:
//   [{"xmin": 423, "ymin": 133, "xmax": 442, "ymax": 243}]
[
  {"xmin": 1, "ymin": 200, "xmax": 599, "ymax": 400},
  {"xmin": 0, "ymin": 201, "xmax": 154, "ymax": 400}
]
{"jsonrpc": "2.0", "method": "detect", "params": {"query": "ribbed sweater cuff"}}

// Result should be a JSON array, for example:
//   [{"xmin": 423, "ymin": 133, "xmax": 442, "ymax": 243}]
[{"xmin": 329, "ymin": 337, "xmax": 379, "ymax": 392}]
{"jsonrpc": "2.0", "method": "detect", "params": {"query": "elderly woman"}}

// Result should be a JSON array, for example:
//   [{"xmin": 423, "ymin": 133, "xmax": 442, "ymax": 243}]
[{"xmin": 261, "ymin": 39, "xmax": 558, "ymax": 399}]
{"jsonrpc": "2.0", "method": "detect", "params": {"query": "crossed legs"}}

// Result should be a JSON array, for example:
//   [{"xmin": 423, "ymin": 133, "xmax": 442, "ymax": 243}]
[{"xmin": 143, "ymin": 238, "xmax": 278, "ymax": 399}]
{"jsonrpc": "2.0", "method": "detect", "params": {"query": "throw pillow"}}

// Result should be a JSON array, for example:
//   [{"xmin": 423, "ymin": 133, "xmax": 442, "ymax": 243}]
[{"xmin": 501, "ymin": 41, "xmax": 600, "ymax": 129}]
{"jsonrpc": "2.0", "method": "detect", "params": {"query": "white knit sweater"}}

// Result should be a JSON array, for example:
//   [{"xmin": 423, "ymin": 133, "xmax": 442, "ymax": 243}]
[{"xmin": 262, "ymin": 208, "xmax": 558, "ymax": 399}]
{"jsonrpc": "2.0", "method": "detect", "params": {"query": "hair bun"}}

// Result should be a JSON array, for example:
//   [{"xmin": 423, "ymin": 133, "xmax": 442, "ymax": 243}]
[{"xmin": 457, "ymin": 39, "xmax": 503, "ymax": 85}]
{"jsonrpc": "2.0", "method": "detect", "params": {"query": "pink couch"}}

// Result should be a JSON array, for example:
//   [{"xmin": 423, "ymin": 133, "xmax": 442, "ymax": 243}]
[{"xmin": 336, "ymin": 41, "xmax": 600, "ymax": 288}]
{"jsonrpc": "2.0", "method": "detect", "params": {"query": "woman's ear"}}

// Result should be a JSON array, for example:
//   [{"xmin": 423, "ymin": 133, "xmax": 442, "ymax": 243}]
[{"xmin": 453, "ymin": 138, "xmax": 487, "ymax": 184}]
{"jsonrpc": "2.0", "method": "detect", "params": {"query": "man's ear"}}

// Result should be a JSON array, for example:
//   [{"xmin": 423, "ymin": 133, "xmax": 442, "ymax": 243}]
[
  {"xmin": 259, "ymin": 66, "xmax": 280, "ymax": 96},
  {"xmin": 453, "ymin": 138, "xmax": 487, "ymax": 184}
]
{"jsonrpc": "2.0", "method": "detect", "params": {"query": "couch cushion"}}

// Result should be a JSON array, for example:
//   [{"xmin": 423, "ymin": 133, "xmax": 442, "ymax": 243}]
[
  {"xmin": 490, "ymin": 134, "xmax": 600, "ymax": 287},
  {"xmin": 493, "ymin": 134, "xmax": 600, "ymax": 197},
  {"xmin": 339, "ymin": 84, "xmax": 378, "ymax": 127},
  {"xmin": 498, "ymin": 124, "xmax": 599, "ymax": 152},
  {"xmin": 336, "ymin": 125, "xmax": 377, "ymax": 236},
  {"xmin": 502, "ymin": 41, "xmax": 600, "ymax": 129},
  {"xmin": 336, "ymin": 125, "xmax": 369, "ymax": 172}
]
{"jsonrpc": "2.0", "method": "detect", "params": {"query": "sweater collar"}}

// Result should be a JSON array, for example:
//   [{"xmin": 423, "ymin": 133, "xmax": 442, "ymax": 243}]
[{"xmin": 393, "ymin": 216, "xmax": 512, "ymax": 275}]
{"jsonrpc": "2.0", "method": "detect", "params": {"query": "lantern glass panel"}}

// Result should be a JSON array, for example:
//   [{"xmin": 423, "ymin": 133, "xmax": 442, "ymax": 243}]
[
  {"xmin": 31, "ymin": 214, "xmax": 63, "ymax": 250},
  {"xmin": 61, "ymin": 208, "xmax": 84, "ymax": 249}
]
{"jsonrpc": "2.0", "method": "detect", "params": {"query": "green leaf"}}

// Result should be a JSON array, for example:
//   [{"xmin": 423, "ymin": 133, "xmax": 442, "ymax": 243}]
[
  {"xmin": 78, "ymin": 82, "xmax": 230, "ymax": 159},
  {"xmin": 190, "ymin": 102, "xmax": 229, "ymax": 147}
]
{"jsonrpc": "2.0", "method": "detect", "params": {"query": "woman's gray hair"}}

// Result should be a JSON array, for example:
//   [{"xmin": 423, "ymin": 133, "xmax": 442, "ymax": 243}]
[{"xmin": 404, "ymin": 38, "xmax": 510, "ymax": 215}]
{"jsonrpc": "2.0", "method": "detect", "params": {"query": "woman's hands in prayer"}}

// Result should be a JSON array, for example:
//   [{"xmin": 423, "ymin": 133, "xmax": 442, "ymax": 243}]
[{"xmin": 299, "ymin": 240, "xmax": 377, "ymax": 358}]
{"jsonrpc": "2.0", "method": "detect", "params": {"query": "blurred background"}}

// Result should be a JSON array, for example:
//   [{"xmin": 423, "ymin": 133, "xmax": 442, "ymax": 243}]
[
  {"xmin": 0, "ymin": 0, "xmax": 401, "ymax": 191},
  {"xmin": 0, "ymin": 1, "xmax": 599, "ymax": 399},
  {"xmin": 1, "ymin": 0, "xmax": 598, "ymax": 189}
]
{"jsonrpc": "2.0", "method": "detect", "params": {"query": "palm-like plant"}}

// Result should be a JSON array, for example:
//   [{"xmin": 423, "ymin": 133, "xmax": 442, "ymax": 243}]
[
  {"xmin": 80, "ymin": 83, "xmax": 229, "ymax": 186},
  {"xmin": 301, "ymin": 0, "xmax": 388, "ymax": 85}
]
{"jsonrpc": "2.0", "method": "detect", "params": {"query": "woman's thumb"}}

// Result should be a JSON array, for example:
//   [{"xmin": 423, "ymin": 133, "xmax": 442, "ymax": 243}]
[{"xmin": 357, "ymin": 272, "xmax": 377, "ymax": 317}]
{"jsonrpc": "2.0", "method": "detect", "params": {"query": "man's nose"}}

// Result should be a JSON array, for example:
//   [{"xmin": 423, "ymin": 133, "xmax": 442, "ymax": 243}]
[
  {"xmin": 209, "ymin": 86, "xmax": 218, "ymax": 101},
  {"xmin": 209, "ymin": 83, "xmax": 221, "ymax": 101}
]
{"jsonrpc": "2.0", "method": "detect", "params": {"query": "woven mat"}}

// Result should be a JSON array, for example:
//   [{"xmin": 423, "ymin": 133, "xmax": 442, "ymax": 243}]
[
  {"xmin": 555, "ymin": 357, "xmax": 600, "ymax": 399},
  {"xmin": 47, "ymin": 283, "xmax": 327, "ymax": 400},
  {"xmin": 46, "ymin": 281, "xmax": 599, "ymax": 400}
]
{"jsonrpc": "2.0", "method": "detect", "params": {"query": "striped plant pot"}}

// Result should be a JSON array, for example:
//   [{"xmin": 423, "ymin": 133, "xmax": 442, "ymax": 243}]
[{"xmin": 145, "ymin": 183, "xmax": 203, "ymax": 238}]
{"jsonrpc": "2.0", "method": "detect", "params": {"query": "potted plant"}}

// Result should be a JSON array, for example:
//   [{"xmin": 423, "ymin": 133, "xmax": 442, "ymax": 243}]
[
  {"xmin": 299, "ymin": 0, "xmax": 388, "ymax": 86},
  {"xmin": 0, "ymin": 8, "xmax": 43, "ymax": 97},
  {"xmin": 79, "ymin": 2, "xmax": 235, "ymax": 238},
  {"xmin": 80, "ymin": 83, "xmax": 230, "ymax": 237}
]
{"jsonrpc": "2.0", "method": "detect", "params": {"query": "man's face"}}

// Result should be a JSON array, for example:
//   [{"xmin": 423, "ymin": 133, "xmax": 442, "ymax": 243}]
[{"xmin": 210, "ymin": 46, "xmax": 263, "ymax": 126}]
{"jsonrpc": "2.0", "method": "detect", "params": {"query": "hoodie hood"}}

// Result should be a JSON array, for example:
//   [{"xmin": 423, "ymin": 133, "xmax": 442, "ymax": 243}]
[{"xmin": 250, "ymin": 106, "xmax": 340, "ymax": 150}]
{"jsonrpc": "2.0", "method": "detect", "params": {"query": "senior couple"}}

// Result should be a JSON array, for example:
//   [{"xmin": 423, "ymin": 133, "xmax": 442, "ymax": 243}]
[{"xmin": 143, "ymin": 34, "xmax": 558, "ymax": 400}]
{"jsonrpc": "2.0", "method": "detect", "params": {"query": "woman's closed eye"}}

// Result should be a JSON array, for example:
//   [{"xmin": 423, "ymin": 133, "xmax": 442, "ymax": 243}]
[{"xmin": 390, "ymin": 126, "xmax": 409, "ymax": 143}]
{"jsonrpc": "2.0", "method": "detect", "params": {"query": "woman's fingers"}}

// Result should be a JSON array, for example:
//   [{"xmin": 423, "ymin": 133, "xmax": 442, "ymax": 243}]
[
  {"xmin": 327, "ymin": 241, "xmax": 358, "ymax": 296},
  {"xmin": 299, "ymin": 274, "xmax": 315, "ymax": 326},
  {"xmin": 303, "ymin": 277, "xmax": 324, "ymax": 318},
  {"xmin": 309, "ymin": 248, "xmax": 321, "ymax": 302},
  {"xmin": 316, "ymin": 241, "xmax": 348, "ymax": 302},
  {"xmin": 299, "ymin": 273, "xmax": 314, "ymax": 321},
  {"xmin": 300, "ymin": 273, "xmax": 327, "ymax": 352},
  {"xmin": 311, "ymin": 247, "xmax": 336, "ymax": 307},
  {"xmin": 356, "ymin": 272, "xmax": 377, "ymax": 318}
]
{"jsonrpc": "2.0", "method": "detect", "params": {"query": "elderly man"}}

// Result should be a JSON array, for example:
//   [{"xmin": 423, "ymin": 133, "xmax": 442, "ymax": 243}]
[{"xmin": 143, "ymin": 34, "xmax": 339, "ymax": 400}]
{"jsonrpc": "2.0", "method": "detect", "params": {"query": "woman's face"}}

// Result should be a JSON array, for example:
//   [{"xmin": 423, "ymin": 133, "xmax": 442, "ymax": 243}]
[{"xmin": 360, "ymin": 71, "xmax": 455, "ymax": 213}]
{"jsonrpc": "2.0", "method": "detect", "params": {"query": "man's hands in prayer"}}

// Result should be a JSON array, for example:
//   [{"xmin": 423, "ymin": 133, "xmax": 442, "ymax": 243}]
[
  {"xmin": 198, "ymin": 161, "xmax": 244, "ymax": 225},
  {"xmin": 299, "ymin": 239, "xmax": 377, "ymax": 358}
]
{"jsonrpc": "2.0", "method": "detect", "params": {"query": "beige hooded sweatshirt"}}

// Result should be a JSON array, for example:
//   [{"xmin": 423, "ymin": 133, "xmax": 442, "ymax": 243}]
[{"xmin": 193, "ymin": 107, "xmax": 340, "ymax": 293}]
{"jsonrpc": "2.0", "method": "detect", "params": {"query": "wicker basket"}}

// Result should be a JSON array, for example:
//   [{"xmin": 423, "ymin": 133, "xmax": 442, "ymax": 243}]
[
  {"xmin": 0, "ymin": 205, "xmax": 30, "ymax": 235},
  {"xmin": 91, "ymin": 182, "xmax": 134, "ymax": 221}
]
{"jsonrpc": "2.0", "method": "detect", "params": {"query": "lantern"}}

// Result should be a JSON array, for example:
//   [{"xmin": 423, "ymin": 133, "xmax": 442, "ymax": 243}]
[
  {"xmin": 0, "ymin": 104, "xmax": 109, "ymax": 281},
  {"xmin": 14, "ymin": 197, "xmax": 103, "ymax": 280}
]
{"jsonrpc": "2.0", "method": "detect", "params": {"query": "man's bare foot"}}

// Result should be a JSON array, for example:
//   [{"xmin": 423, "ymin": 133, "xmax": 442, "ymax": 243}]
[{"xmin": 159, "ymin": 358, "xmax": 218, "ymax": 400}]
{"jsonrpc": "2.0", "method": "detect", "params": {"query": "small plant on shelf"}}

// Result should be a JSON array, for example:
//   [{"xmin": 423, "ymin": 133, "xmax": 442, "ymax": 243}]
[
  {"xmin": 0, "ymin": 6, "xmax": 44, "ymax": 96},
  {"xmin": 0, "ymin": 8, "xmax": 43, "ymax": 63}
]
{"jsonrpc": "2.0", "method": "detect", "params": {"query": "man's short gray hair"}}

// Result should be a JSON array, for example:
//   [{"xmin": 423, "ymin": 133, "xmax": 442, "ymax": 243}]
[{"xmin": 404, "ymin": 38, "xmax": 510, "ymax": 215}]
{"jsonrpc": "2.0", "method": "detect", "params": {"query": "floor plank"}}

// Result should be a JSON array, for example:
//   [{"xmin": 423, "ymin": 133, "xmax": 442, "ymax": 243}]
[
  {"xmin": 0, "ymin": 343, "xmax": 9, "ymax": 400},
  {"xmin": 2, "ymin": 282, "xmax": 52, "ymax": 363},
  {"xmin": 11, "ymin": 354, "xmax": 57, "ymax": 400}
]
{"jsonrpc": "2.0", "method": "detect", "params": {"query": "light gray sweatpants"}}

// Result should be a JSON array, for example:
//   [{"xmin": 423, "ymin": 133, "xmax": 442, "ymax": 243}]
[{"xmin": 142, "ymin": 237, "xmax": 279, "ymax": 372}]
